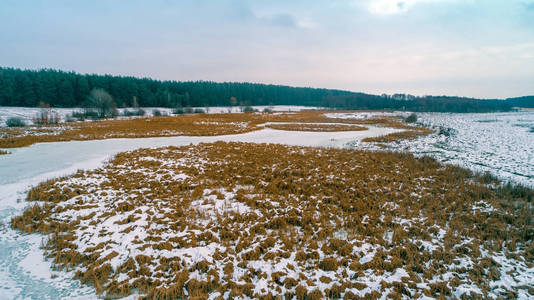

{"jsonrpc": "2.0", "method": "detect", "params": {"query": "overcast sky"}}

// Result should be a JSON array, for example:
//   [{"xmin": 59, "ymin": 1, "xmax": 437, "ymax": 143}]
[{"xmin": 1, "ymin": 0, "xmax": 533, "ymax": 98}]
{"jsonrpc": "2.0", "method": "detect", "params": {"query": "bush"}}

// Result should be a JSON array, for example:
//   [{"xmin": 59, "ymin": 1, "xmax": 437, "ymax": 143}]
[
  {"xmin": 263, "ymin": 107, "xmax": 273, "ymax": 113},
  {"xmin": 242, "ymin": 106, "xmax": 256, "ymax": 113},
  {"xmin": 33, "ymin": 112, "xmax": 60, "ymax": 125},
  {"xmin": 184, "ymin": 107, "xmax": 194, "ymax": 114},
  {"xmin": 438, "ymin": 126, "xmax": 456, "ymax": 137},
  {"xmin": 72, "ymin": 110, "xmax": 100, "ymax": 120},
  {"xmin": 193, "ymin": 108, "xmax": 205, "ymax": 114},
  {"xmin": 6, "ymin": 117, "xmax": 26, "ymax": 127},
  {"xmin": 136, "ymin": 108, "xmax": 146, "ymax": 116},
  {"xmin": 172, "ymin": 108, "xmax": 184, "ymax": 115},
  {"xmin": 65, "ymin": 115, "xmax": 76, "ymax": 123},
  {"xmin": 405, "ymin": 113, "xmax": 417, "ymax": 123},
  {"xmin": 152, "ymin": 109, "xmax": 162, "ymax": 117},
  {"xmin": 122, "ymin": 110, "xmax": 135, "ymax": 117},
  {"xmin": 122, "ymin": 109, "xmax": 145, "ymax": 117},
  {"xmin": 71, "ymin": 111, "xmax": 85, "ymax": 120}
]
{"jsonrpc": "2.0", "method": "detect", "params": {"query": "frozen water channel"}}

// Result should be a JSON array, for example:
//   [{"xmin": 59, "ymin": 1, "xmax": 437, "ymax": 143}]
[{"xmin": 0, "ymin": 126, "xmax": 396, "ymax": 299}]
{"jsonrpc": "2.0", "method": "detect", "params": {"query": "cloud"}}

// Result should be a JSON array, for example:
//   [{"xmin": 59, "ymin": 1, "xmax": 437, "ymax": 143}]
[
  {"xmin": 256, "ymin": 12, "xmax": 317, "ymax": 29},
  {"xmin": 266, "ymin": 13, "xmax": 298, "ymax": 27},
  {"xmin": 524, "ymin": 2, "xmax": 534, "ymax": 11},
  {"xmin": 366, "ymin": 0, "xmax": 451, "ymax": 15}
]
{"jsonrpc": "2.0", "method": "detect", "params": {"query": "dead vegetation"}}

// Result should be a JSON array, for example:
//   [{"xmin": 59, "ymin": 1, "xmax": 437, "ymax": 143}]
[
  {"xmin": 0, "ymin": 149, "xmax": 8, "ymax": 155},
  {"xmin": 265, "ymin": 123, "xmax": 367, "ymax": 132},
  {"xmin": 11, "ymin": 142, "xmax": 534, "ymax": 299},
  {"xmin": 362, "ymin": 126, "xmax": 434, "ymax": 143},
  {"xmin": 0, "ymin": 110, "xmax": 428, "ymax": 148}
]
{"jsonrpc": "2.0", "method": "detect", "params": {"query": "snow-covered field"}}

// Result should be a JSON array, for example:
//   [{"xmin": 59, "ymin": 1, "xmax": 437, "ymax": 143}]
[
  {"xmin": 344, "ymin": 111, "xmax": 534, "ymax": 187},
  {"xmin": 0, "ymin": 127, "xmax": 396, "ymax": 299},
  {"xmin": 0, "ymin": 106, "xmax": 321, "ymax": 127},
  {"xmin": 14, "ymin": 142, "xmax": 533, "ymax": 299},
  {"xmin": 1, "ymin": 110, "xmax": 533, "ymax": 299},
  {"xmin": 324, "ymin": 111, "xmax": 410, "ymax": 120}
]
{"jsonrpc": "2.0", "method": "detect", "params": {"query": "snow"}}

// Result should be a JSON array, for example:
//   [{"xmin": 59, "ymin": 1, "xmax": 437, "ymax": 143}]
[
  {"xmin": 343, "ymin": 111, "xmax": 534, "ymax": 187},
  {"xmin": 1, "ymin": 110, "xmax": 533, "ymax": 299},
  {"xmin": 472, "ymin": 201, "xmax": 496, "ymax": 213},
  {"xmin": 0, "ymin": 105, "xmax": 322, "ymax": 127},
  {"xmin": 0, "ymin": 127, "xmax": 397, "ymax": 187},
  {"xmin": 0, "ymin": 126, "xmax": 396, "ymax": 299},
  {"xmin": 324, "ymin": 111, "xmax": 409, "ymax": 120}
]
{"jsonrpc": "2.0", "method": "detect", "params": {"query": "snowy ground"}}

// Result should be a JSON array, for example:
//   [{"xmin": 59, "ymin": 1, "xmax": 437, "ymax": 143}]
[
  {"xmin": 0, "ymin": 126, "xmax": 397, "ymax": 299},
  {"xmin": 1, "ymin": 110, "xmax": 533, "ymax": 299},
  {"xmin": 0, "ymin": 106, "xmax": 321, "ymax": 127},
  {"xmin": 341, "ymin": 111, "xmax": 534, "ymax": 187},
  {"xmin": 324, "ymin": 111, "xmax": 410, "ymax": 120},
  {"xmin": 9, "ymin": 142, "xmax": 534, "ymax": 299}
]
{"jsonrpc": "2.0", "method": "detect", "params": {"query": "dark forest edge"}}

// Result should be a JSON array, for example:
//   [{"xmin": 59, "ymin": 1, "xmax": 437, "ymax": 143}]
[{"xmin": 1, "ymin": 67, "xmax": 533, "ymax": 112}]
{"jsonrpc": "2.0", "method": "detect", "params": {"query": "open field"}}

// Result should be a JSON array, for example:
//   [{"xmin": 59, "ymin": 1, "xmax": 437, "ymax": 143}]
[
  {"xmin": 349, "ymin": 111, "xmax": 534, "ymax": 187},
  {"xmin": 11, "ymin": 142, "xmax": 534, "ymax": 299},
  {"xmin": 0, "ymin": 110, "xmax": 425, "ymax": 149}
]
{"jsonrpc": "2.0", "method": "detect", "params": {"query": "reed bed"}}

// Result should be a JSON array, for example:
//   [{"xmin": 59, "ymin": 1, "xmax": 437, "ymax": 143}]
[
  {"xmin": 265, "ymin": 123, "xmax": 367, "ymax": 132},
  {"xmin": 0, "ymin": 110, "xmax": 427, "ymax": 148},
  {"xmin": 12, "ymin": 142, "xmax": 533, "ymax": 299},
  {"xmin": 362, "ymin": 127, "xmax": 434, "ymax": 143}
]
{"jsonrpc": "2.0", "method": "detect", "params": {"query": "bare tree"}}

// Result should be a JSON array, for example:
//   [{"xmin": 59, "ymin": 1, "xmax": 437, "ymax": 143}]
[{"xmin": 86, "ymin": 88, "xmax": 117, "ymax": 118}]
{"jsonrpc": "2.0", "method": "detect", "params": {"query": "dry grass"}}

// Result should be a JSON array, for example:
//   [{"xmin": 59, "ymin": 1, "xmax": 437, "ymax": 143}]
[
  {"xmin": 12, "ymin": 142, "xmax": 534, "ymax": 299},
  {"xmin": 0, "ymin": 110, "xmax": 428, "ymax": 148},
  {"xmin": 362, "ymin": 126, "xmax": 434, "ymax": 143},
  {"xmin": 266, "ymin": 123, "xmax": 367, "ymax": 132},
  {"xmin": 0, "ymin": 149, "xmax": 8, "ymax": 155}
]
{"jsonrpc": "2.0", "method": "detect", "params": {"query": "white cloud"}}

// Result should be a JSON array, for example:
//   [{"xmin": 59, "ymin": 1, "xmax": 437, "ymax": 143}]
[{"xmin": 366, "ymin": 0, "xmax": 450, "ymax": 15}]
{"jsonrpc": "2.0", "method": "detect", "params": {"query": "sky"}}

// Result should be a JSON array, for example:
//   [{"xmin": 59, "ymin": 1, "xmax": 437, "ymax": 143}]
[{"xmin": 1, "ymin": 0, "xmax": 533, "ymax": 99}]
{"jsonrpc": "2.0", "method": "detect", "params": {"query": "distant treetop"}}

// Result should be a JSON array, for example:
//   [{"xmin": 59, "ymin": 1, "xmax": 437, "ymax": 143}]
[{"xmin": 0, "ymin": 67, "xmax": 530, "ymax": 112}]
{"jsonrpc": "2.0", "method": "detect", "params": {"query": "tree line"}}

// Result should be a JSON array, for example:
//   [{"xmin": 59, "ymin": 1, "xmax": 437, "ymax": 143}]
[
  {"xmin": 0, "ymin": 67, "xmax": 531, "ymax": 112},
  {"xmin": 506, "ymin": 96, "xmax": 534, "ymax": 108},
  {"xmin": 322, "ymin": 94, "xmax": 515, "ymax": 113},
  {"xmin": 0, "ymin": 67, "xmax": 351, "ymax": 108}
]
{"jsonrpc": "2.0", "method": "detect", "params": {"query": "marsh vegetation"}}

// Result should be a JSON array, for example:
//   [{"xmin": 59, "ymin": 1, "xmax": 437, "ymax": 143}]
[
  {"xmin": 11, "ymin": 142, "xmax": 533, "ymax": 299},
  {"xmin": 0, "ymin": 110, "xmax": 425, "ymax": 148}
]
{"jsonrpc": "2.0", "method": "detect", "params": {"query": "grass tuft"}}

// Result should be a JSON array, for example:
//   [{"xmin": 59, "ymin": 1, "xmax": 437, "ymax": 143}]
[{"xmin": 11, "ymin": 141, "xmax": 533, "ymax": 298}]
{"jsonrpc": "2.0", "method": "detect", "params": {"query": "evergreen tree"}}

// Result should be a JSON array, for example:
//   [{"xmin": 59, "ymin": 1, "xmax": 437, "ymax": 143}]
[
  {"xmin": 14, "ymin": 73, "xmax": 37, "ymax": 106},
  {"xmin": 58, "ymin": 79, "xmax": 75, "ymax": 106},
  {"xmin": 76, "ymin": 76, "xmax": 90, "ymax": 104},
  {"xmin": 0, "ymin": 66, "xmax": 524, "ymax": 112},
  {"xmin": 0, "ymin": 69, "xmax": 14, "ymax": 106}
]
